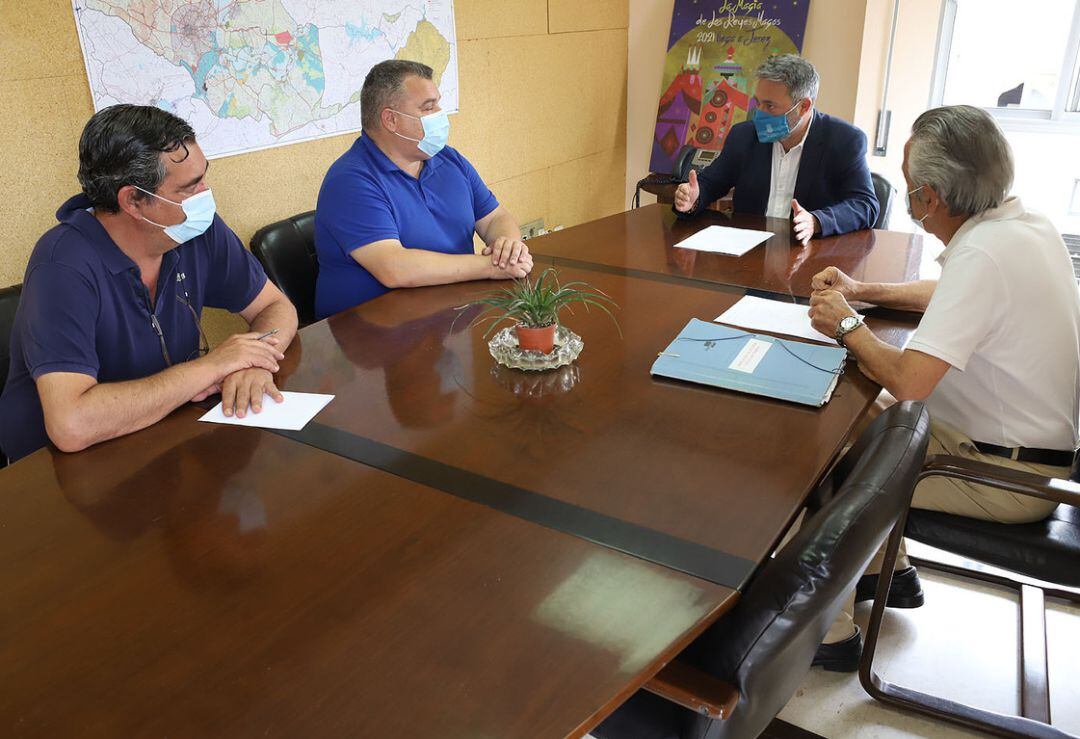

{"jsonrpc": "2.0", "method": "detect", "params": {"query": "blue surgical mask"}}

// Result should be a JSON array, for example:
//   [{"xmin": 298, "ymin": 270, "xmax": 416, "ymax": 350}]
[
  {"xmin": 906, "ymin": 185, "xmax": 929, "ymax": 227},
  {"xmin": 135, "ymin": 186, "xmax": 216, "ymax": 244},
  {"xmin": 753, "ymin": 101, "xmax": 802, "ymax": 143},
  {"xmin": 391, "ymin": 109, "xmax": 450, "ymax": 157}
]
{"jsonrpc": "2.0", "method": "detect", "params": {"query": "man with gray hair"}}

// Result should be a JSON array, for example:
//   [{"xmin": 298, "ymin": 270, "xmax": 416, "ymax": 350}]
[
  {"xmin": 806, "ymin": 105, "xmax": 1080, "ymax": 671},
  {"xmin": 314, "ymin": 59, "xmax": 533, "ymax": 319},
  {"xmin": 674, "ymin": 54, "xmax": 879, "ymax": 245}
]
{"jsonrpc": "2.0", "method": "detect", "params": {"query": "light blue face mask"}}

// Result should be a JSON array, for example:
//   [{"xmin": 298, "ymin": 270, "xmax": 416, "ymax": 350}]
[
  {"xmin": 391, "ymin": 109, "xmax": 450, "ymax": 157},
  {"xmin": 753, "ymin": 100, "xmax": 802, "ymax": 143},
  {"xmin": 135, "ymin": 186, "xmax": 216, "ymax": 244}
]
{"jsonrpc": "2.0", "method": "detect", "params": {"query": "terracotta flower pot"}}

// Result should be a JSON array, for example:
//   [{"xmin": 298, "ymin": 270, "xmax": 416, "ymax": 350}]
[{"xmin": 515, "ymin": 323, "xmax": 557, "ymax": 354}]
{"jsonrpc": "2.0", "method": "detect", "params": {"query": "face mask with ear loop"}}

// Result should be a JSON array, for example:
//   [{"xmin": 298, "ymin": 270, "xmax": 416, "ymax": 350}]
[
  {"xmin": 753, "ymin": 100, "xmax": 804, "ymax": 143},
  {"xmin": 133, "ymin": 185, "xmax": 217, "ymax": 244},
  {"xmin": 907, "ymin": 185, "xmax": 929, "ymax": 228},
  {"xmin": 389, "ymin": 109, "xmax": 450, "ymax": 157}
]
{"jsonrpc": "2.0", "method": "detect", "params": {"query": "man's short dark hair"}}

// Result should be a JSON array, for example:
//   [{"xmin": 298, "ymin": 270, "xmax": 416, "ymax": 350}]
[
  {"xmin": 77, "ymin": 104, "xmax": 196, "ymax": 214},
  {"xmin": 360, "ymin": 59, "xmax": 434, "ymax": 132}
]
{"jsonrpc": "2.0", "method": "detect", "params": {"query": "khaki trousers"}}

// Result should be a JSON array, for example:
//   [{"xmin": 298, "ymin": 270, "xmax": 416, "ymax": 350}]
[{"xmin": 824, "ymin": 416, "xmax": 1068, "ymax": 644}]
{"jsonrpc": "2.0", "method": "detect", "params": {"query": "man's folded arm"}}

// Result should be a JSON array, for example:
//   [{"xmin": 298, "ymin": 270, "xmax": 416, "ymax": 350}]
[
  {"xmin": 475, "ymin": 204, "xmax": 520, "ymax": 245},
  {"xmin": 36, "ymin": 365, "xmax": 224, "ymax": 453},
  {"xmin": 350, "ymin": 239, "xmax": 501, "ymax": 288},
  {"xmin": 238, "ymin": 280, "xmax": 298, "ymax": 350},
  {"xmin": 34, "ymin": 331, "xmax": 285, "ymax": 452}
]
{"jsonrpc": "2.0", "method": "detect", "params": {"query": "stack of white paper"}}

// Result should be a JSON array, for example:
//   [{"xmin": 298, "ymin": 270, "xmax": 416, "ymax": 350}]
[
  {"xmin": 198, "ymin": 391, "xmax": 335, "ymax": 431},
  {"xmin": 673, "ymin": 225, "xmax": 774, "ymax": 257},
  {"xmin": 715, "ymin": 295, "xmax": 862, "ymax": 346}
]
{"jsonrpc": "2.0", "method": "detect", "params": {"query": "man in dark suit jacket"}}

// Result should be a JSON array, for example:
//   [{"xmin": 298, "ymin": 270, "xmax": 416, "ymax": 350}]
[{"xmin": 674, "ymin": 55, "xmax": 879, "ymax": 245}]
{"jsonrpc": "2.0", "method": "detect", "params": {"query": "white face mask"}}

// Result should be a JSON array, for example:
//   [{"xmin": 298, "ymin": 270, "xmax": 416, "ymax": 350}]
[{"xmin": 906, "ymin": 185, "xmax": 929, "ymax": 228}]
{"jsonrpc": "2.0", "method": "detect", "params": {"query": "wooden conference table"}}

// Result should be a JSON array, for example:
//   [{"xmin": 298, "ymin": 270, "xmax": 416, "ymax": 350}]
[
  {"xmin": 0, "ymin": 204, "xmax": 924, "ymax": 738},
  {"xmin": 534, "ymin": 204, "xmax": 927, "ymax": 299}
]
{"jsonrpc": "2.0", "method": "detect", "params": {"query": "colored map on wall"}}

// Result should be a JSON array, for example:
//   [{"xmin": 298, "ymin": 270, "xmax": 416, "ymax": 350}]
[
  {"xmin": 650, "ymin": 0, "xmax": 810, "ymax": 175},
  {"xmin": 71, "ymin": 0, "xmax": 458, "ymax": 158}
]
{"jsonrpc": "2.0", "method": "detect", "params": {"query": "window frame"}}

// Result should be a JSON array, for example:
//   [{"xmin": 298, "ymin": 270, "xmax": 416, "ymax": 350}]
[{"xmin": 930, "ymin": 0, "xmax": 1080, "ymax": 133}]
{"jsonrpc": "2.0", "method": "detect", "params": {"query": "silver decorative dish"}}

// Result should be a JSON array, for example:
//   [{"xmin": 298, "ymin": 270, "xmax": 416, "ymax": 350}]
[{"xmin": 487, "ymin": 325, "xmax": 584, "ymax": 371}]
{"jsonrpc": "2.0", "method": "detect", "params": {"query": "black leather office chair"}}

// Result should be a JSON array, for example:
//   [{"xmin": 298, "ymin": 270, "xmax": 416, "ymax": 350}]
[
  {"xmin": 861, "ymin": 454, "xmax": 1080, "ymax": 738},
  {"xmin": 593, "ymin": 402, "xmax": 931, "ymax": 739},
  {"xmin": 0, "ymin": 283, "xmax": 22, "ymax": 468},
  {"xmin": 0, "ymin": 283, "xmax": 20, "ymax": 393},
  {"xmin": 250, "ymin": 211, "xmax": 318, "ymax": 326},
  {"xmin": 871, "ymin": 172, "xmax": 895, "ymax": 230}
]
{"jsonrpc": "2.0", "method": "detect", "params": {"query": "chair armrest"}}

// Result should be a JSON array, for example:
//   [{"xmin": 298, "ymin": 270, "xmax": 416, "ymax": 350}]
[
  {"xmin": 921, "ymin": 454, "xmax": 1080, "ymax": 507},
  {"xmin": 643, "ymin": 660, "xmax": 739, "ymax": 720}
]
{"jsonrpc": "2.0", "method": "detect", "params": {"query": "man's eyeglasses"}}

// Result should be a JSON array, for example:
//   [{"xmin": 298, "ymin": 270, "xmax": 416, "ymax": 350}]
[{"xmin": 148, "ymin": 272, "xmax": 210, "ymax": 367}]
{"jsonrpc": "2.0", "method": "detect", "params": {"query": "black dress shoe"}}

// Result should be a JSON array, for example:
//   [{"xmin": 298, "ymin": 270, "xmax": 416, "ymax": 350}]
[
  {"xmin": 856, "ymin": 566, "xmax": 925, "ymax": 608},
  {"xmin": 812, "ymin": 627, "xmax": 862, "ymax": 673}
]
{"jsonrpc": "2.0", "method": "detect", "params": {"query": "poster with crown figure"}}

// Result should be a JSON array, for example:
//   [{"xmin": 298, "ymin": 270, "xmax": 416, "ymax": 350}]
[{"xmin": 651, "ymin": 0, "xmax": 811, "ymax": 175}]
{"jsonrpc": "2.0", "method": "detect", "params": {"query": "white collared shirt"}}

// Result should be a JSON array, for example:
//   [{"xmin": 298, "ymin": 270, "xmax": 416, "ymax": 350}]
[
  {"xmin": 906, "ymin": 197, "xmax": 1080, "ymax": 449},
  {"xmin": 766, "ymin": 111, "xmax": 813, "ymax": 219}
]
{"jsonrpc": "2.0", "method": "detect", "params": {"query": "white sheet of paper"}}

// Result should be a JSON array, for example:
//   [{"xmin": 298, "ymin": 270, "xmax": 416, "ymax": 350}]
[
  {"xmin": 716, "ymin": 295, "xmax": 862, "ymax": 345},
  {"xmin": 673, "ymin": 225, "xmax": 774, "ymax": 257},
  {"xmin": 198, "ymin": 391, "xmax": 335, "ymax": 431}
]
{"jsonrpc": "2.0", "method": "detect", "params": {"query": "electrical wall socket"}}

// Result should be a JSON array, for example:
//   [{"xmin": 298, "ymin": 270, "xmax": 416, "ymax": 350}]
[{"xmin": 521, "ymin": 219, "xmax": 545, "ymax": 239}]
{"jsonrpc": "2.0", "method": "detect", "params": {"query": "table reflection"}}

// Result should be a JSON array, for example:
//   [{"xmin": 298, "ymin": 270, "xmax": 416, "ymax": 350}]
[{"xmin": 52, "ymin": 425, "xmax": 268, "ymax": 589}]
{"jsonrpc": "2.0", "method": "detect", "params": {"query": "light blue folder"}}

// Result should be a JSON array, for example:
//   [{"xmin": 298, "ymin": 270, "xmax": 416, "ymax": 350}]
[{"xmin": 651, "ymin": 319, "xmax": 848, "ymax": 407}]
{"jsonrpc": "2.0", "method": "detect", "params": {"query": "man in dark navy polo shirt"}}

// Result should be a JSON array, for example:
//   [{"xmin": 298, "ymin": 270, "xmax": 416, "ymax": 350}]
[
  {"xmin": 314, "ymin": 60, "xmax": 534, "ymax": 319},
  {"xmin": 0, "ymin": 105, "xmax": 298, "ymax": 463}
]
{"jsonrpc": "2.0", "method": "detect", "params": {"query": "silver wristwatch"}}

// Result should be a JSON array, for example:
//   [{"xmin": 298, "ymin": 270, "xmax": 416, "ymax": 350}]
[{"xmin": 835, "ymin": 315, "xmax": 864, "ymax": 346}]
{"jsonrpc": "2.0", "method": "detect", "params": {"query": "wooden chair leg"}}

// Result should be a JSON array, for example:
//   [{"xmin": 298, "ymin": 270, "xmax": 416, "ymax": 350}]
[{"xmin": 858, "ymin": 523, "xmax": 1075, "ymax": 738}]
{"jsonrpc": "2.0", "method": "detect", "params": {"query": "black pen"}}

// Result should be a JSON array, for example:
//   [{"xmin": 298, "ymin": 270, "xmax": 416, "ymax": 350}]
[{"xmin": 256, "ymin": 328, "xmax": 279, "ymax": 341}]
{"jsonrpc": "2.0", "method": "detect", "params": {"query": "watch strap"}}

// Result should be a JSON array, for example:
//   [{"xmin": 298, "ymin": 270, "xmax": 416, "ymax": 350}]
[{"xmin": 836, "ymin": 317, "xmax": 864, "ymax": 346}]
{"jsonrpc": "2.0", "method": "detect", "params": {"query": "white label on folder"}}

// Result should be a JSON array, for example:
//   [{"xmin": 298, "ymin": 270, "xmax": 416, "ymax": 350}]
[{"xmin": 728, "ymin": 338, "xmax": 772, "ymax": 373}]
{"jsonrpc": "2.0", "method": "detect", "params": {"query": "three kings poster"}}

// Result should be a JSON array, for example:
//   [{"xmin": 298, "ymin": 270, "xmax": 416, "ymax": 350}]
[{"xmin": 650, "ymin": 1, "xmax": 812, "ymax": 175}]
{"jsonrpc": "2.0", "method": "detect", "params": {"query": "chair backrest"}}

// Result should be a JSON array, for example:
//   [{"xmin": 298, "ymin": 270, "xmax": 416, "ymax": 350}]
[
  {"xmin": 681, "ymin": 401, "xmax": 930, "ymax": 739},
  {"xmin": 0, "ymin": 282, "xmax": 22, "ymax": 467},
  {"xmin": 0, "ymin": 283, "xmax": 22, "ymax": 397},
  {"xmin": 250, "ymin": 211, "xmax": 318, "ymax": 326},
  {"xmin": 871, "ymin": 172, "xmax": 895, "ymax": 230}
]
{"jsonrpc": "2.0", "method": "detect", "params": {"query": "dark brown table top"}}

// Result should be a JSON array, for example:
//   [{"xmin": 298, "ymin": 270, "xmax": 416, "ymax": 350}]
[
  {"xmin": 0, "ymin": 410, "xmax": 734, "ymax": 738},
  {"xmin": 276, "ymin": 264, "xmax": 912, "ymax": 578},
  {"xmin": 529, "ymin": 203, "xmax": 927, "ymax": 299},
  {"xmin": 0, "ymin": 207, "xmax": 921, "ymax": 737}
]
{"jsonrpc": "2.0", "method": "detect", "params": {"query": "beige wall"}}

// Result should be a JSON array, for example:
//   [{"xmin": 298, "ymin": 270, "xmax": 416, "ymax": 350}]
[
  {"xmin": 0, "ymin": 0, "xmax": 628, "ymax": 341},
  {"xmin": 803, "ymin": 0, "xmax": 870, "ymax": 123},
  {"xmin": 625, "ymin": 0, "xmax": 674, "ymax": 208},
  {"xmin": 854, "ymin": 0, "xmax": 945, "ymax": 198}
]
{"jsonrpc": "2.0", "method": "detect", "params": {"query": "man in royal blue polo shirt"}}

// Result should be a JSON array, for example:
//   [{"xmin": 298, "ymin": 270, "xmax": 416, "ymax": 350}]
[
  {"xmin": 0, "ymin": 105, "xmax": 298, "ymax": 463},
  {"xmin": 314, "ymin": 60, "xmax": 534, "ymax": 319}
]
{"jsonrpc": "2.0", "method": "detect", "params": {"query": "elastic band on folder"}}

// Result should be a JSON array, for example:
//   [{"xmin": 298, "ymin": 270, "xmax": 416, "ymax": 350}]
[{"xmin": 675, "ymin": 333, "xmax": 846, "ymax": 375}]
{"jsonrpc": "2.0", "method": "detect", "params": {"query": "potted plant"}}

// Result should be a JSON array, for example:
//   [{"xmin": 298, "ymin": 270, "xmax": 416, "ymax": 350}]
[{"xmin": 459, "ymin": 268, "xmax": 619, "ymax": 355}]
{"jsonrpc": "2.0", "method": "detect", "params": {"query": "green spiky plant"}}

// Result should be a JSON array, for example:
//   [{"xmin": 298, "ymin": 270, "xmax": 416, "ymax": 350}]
[{"xmin": 457, "ymin": 268, "xmax": 620, "ymax": 338}]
